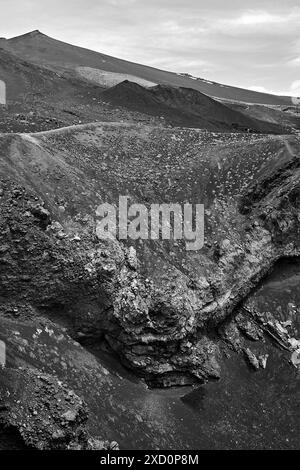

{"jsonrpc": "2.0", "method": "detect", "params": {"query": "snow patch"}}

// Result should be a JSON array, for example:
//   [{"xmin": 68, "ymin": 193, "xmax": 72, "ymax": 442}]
[{"xmin": 76, "ymin": 67, "xmax": 157, "ymax": 88}]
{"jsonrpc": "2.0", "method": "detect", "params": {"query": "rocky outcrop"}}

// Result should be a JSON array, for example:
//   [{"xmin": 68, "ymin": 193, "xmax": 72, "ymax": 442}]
[
  {"xmin": 0, "ymin": 125, "xmax": 299, "ymax": 388},
  {"xmin": 0, "ymin": 122, "xmax": 299, "ymax": 447},
  {"xmin": 0, "ymin": 367, "xmax": 117, "ymax": 449}
]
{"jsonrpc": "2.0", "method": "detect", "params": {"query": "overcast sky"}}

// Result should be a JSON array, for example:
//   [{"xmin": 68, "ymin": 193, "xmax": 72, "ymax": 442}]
[{"xmin": 1, "ymin": 0, "xmax": 300, "ymax": 96}]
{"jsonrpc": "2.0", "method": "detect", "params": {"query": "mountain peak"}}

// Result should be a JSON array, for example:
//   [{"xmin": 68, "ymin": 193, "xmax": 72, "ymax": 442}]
[
  {"xmin": 9, "ymin": 30, "xmax": 46, "ymax": 41},
  {"xmin": 28, "ymin": 29, "xmax": 43, "ymax": 35},
  {"xmin": 2, "ymin": 29, "xmax": 291, "ymax": 106}
]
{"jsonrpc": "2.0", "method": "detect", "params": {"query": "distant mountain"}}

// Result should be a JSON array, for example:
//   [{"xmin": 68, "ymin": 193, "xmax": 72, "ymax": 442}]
[
  {"xmin": 103, "ymin": 80, "xmax": 285, "ymax": 133},
  {"xmin": 0, "ymin": 44, "xmax": 288, "ymax": 135},
  {"xmin": 0, "ymin": 30, "xmax": 291, "ymax": 106}
]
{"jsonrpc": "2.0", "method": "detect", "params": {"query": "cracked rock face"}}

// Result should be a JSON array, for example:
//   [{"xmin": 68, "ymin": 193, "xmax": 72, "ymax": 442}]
[{"xmin": 0, "ymin": 123, "xmax": 300, "ymax": 446}]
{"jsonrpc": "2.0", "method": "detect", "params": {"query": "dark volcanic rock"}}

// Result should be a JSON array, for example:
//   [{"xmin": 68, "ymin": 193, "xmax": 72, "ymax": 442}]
[
  {"xmin": 0, "ymin": 122, "xmax": 300, "ymax": 447},
  {"xmin": 103, "ymin": 81, "xmax": 286, "ymax": 133},
  {"xmin": 0, "ymin": 368, "xmax": 88, "ymax": 449},
  {"xmin": 0, "ymin": 125, "xmax": 299, "ymax": 386}
]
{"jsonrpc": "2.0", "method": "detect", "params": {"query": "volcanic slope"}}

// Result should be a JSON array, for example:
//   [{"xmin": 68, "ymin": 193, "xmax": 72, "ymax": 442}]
[
  {"xmin": 227, "ymin": 100, "xmax": 300, "ymax": 133},
  {"xmin": 1, "ymin": 30, "xmax": 291, "ymax": 105},
  {"xmin": 102, "ymin": 81, "xmax": 286, "ymax": 133},
  {"xmin": 0, "ymin": 47, "xmax": 104, "ymax": 131},
  {"xmin": 0, "ymin": 48, "xmax": 288, "ymax": 134},
  {"xmin": 0, "ymin": 48, "xmax": 164, "ymax": 133}
]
